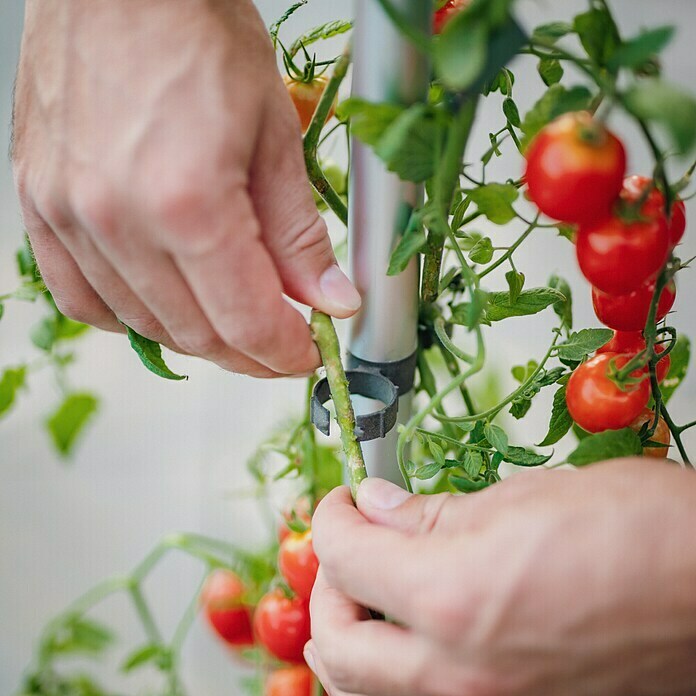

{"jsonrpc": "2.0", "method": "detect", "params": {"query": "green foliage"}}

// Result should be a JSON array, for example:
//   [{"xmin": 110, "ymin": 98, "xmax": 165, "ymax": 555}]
[
  {"xmin": 548, "ymin": 274, "xmax": 573, "ymax": 330},
  {"xmin": 466, "ymin": 183, "xmax": 519, "ymax": 224},
  {"xmin": 520, "ymin": 84, "xmax": 593, "ymax": 149},
  {"xmin": 538, "ymin": 385, "xmax": 573, "ymax": 447},
  {"xmin": 608, "ymin": 26, "xmax": 674, "ymax": 70},
  {"xmin": 288, "ymin": 20, "xmax": 353, "ymax": 57},
  {"xmin": 483, "ymin": 287, "xmax": 565, "ymax": 322},
  {"xmin": 46, "ymin": 393, "xmax": 99, "ymax": 457},
  {"xmin": 573, "ymin": 7, "xmax": 621, "ymax": 69},
  {"xmin": 623, "ymin": 79, "xmax": 696, "ymax": 154},
  {"xmin": 661, "ymin": 335, "xmax": 690, "ymax": 404},
  {"xmin": 538, "ymin": 58, "xmax": 563, "ymax": 86},
  {"xmin": 121, "ymin": 643, "xmax": 172, "ymax": 673},
  {"xmin": 125, "ymin": 327, "xmax": 187, "ymax": 381},
  {"xmin": 567, "ymin": 428, "xmax": 643, "ymax": 466},
  {"xmin": 0, "ymin": 366, "xmax": 27, "ymax": 420},
  {"xmin": 556, "ymin": 329, "xmax": 613, "ymax": 362}
]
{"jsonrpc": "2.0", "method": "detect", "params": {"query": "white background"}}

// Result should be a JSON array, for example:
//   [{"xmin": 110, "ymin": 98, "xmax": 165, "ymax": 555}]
[{"xmin": 1, "ymin": 1, "xmax": 695, "ymax": 694}]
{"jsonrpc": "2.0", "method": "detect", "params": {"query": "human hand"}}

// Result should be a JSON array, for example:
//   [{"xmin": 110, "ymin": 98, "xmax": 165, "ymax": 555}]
[
  {"xmin": 308, "ymin": 461, "xmax": 696, "ymax": 695},
  {"xmin": 12, "ymin": 0, "xmax": 359, "ymax": 378}
]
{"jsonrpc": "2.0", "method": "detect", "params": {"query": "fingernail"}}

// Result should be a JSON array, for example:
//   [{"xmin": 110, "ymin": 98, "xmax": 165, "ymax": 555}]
[
  {"xmin": 319, "ymin": 265, "xmax": 362, "ymax": 313},
  {"xmin": 358, "ymin": 478, "xmax": 412, "ymax": 511},
  {"xmin": 304, "ymin": 643, "xmax": 317, "ymax": 673}
]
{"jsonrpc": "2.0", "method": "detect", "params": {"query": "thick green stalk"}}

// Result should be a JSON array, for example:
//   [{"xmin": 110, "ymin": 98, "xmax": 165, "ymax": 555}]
[
  {"xmin": 304, "ymin": 47, "xmax": 351, "ymax": 225},
  {"xmin": 310, "ymin": 310, "xmax": 366, "ymax": 499},
  {"xmin": 422, "ymin": 97, "xmax": 478, "ymax": 303}
]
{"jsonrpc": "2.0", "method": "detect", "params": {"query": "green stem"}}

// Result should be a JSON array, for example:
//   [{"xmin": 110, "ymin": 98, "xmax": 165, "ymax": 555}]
[
  {"xmin": 304, "ymin": 47, "xmax": 351, "ymax": 225},
  {"xmin": 170, "ymin": 572, "xmax": 207, "ymax": 654},
  {"xmin": 437, "ymin": 342, "xmax": 477, "ymax": 415},
  {"xmin": 478, "ymin": 215, "xmax": 539, "ymax": 279},
  {"xmin": 397, "ymin": 327, "xmax": 486, "ymax": 485},
  {"xmin": 310, "ymin": 310, "xmax": 366, "ymax": 499},
  {"xmin": 422, "ymin": 98, "xmax": 479, "ymax": 303},
  {"xmin": 435, "ymin": 332, "xmax": 560, "ymax": 424},
  {"xmin": 129, "ymin": 583, "xmax": 163, "ymax": 644}
]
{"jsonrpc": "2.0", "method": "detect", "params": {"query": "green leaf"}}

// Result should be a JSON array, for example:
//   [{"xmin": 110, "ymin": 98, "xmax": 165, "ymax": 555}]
[
  {"xmin": 125, "ymin": 326, "xmax": 187, "ymax": 381},
  {"xmin": 269, "ymin": 0, "xmax": 308, "ymax": 46},
  {"xmin": 122, "ymin": 643, "xmax": 170, "ymax": 673},
  {"xmin": 502, "ymin": 97, "xmax": 521, "ymax": 127},
  {"xmin": 16, "ymin": 234, "xmax": 40, "ymax": 282},
  {"xmin": 45, "ymin": 616, "xmax": 114, "ymax": 656},
  {"xmin": 428, "ymin": 439, "xmax": 446, "ymax": 466},
  {"xmin": 462, "ymin": 449, "xmax": 484, "ymax": 478},
  {"xmin": 450, "ymin": 289, "xmax": 489, "ymax": 329},
  {"xmin": 387, "ymin": 214, "xmax": 427, "ymax": 275},
  {"xmin": 623, "ymin": 79, "xmax": 696, "ymax": 154},
  {"xmin": 449, "ymin": 475, "xmax": 490, "ymax": 493},
  {"xmin": 0, "ymin": 303, "xmax": 3, "ymax": 321},
  {"xmin": 0, "ymin": 366, "xmax": 27, "ymax": 420},
  {"xmin": 567, "ymin": 428, "xmax": 642, "ymax": 466},
  {"xmin": 414, "ymin": 462, "xmax": 444, "ymax": 481},
  {"xmin": 468, "ymin": 236, "xmax": 494, "ymax": 264},
  {"xmin": 510, "ymin": 398, "xmax": 532, "ymax": 419},
  {"xmin": 336, "ymin": 99, "xmax": 403, "ymax": 148},
  {"xmin": 538, "ymin": 58, "xmax": 563, "ymax": 86},
  {"xmin": 557, "ymin": 328, "xmax": 613, "ymax": 362},
  {"xmin": 520, "ymin": 84, "xmax": 593, "ymax": 150},
  {"xmin": 375, "ymin": 104, "xmax": 440, "ymax": 183},
  {"xmin": 46, "ymin": 393, "xmax": 99, "ymax": 457},
  {"xmin": 484, "ymin": 423, "xmax": 508, "ymax": 456},
  {"xmin": 12, "ymin": 280, "xmax": 45, "ymax": 302},
  {"xmin": 538, "ymin": 385, "xmax": 573, "ymax": 446},
  {"xmin": 512, "ymin": 360, "xmax": 538, "ymax": 384},
  {"xmin": 608, "ymin": 26, "xmax": 674, "ymax": 70},
  {"xmin": 661, "ymin": 335, "xmax": 690, "ymax": 404},
  {"xmin": 531, "ymin": 22, "xmax": 573, "ymax": 45},
  {"xmin": 503, "ymin": 446, "xmax": 552, "ymax": 467},
  {"xmin": 467, "ymin": 183, "xmax": 519, "ymax": 225},
  {"xmin": 288, "ymin": 20, "xmax": 353, "ymax": 57},
  {"xmin": 548, "ymin": 274, "xmax": 573, "ymax": 330},
  {"xmin": 573, "ymin": 8, "xmax": 620, "ymax": 68},
  {"xmin": 434, "ymin": 15, "xmax": 489, "ymax": 91},
  {"xmin": 505, "ymin": 269, "xmax": 525, "ymax": 305},
  {"xmin": 556, "ymin": 224, "xmax": 575, "ymax": 243},
  {"xmin": 485, "ymin": 287, "xmax": 565, "ymax": 322}
]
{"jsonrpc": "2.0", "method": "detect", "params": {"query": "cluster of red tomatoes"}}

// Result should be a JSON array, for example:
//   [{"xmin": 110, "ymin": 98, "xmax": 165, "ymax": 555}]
[
  {"xmin": 200, "ymin": 503, "xmax": 319, "ymax": 695},
  {"xmin": 525, "ymin": 112, "xmax": 684, "ymax": 455}
]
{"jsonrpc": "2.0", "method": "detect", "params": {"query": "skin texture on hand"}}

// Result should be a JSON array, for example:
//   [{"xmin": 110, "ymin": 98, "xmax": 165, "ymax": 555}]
[
  {"xmin": 12, "ymin": 0, "xmax": 360, "ymax": 378},
  {"xmin": 307, "ymin": 460, "xmax": 696, "ymax": 696}
]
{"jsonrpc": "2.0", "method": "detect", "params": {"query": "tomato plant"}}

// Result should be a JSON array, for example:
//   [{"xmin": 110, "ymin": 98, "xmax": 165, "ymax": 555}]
[
  {"xmin": 10, "ymin": 1, "xmax": 696, "ymax": 695},
  {"xmin": 200, "ymin": 570, "xmax": 254, "ymax": 647},
  {"xmin": 592, "ymin": 281, "xmax": 676, "ymax": 332},
  {"xmin": 278, "ymin": 530, "xmax": 319, "ymax": 601},
  {"xmin": 254, "ymin": 590, "xmax": 311, "ymax": 665},
  {"xmin": 524, "ymin": 112, "xmax": 626, "ymax": 225},
  {"xmin": 566, "ymin": 354, "xmax": 651, "ymax": 433},
  {"xmin": 576, "ymin": 215, "xmax": 669, "ymax": 295},
  {"xmin": 266, "ymin": 664, "xmax": 315, "ymax": 696}
]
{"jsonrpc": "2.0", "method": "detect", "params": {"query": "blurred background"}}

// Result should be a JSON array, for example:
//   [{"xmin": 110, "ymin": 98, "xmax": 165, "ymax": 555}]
[{"xmin": 2, "ymin": 0, "xmax": 695, "ymax": 694}]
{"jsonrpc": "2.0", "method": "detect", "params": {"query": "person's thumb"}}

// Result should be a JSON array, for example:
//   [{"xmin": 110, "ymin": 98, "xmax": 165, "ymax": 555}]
[
  {"xmin": 356, "ymin": 478, "xmax": 460, "ymax": 535},
  {"xmin": 249, "ymin": 88, "xmax": 361, "ymax": 318}
]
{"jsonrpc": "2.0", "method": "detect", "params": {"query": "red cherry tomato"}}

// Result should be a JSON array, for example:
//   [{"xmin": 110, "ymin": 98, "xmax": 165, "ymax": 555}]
[
  {"xmin": 433, "ymin": 0, "xmax": 470, "ymax": 34},
  {"xmin": 576, "ymin": 215, "xmax": 669, "ymax": 295},
  {"xmin": 266, "ymin": 665, "xmax": 315, "ymax": 696},
  {"xmin": 200, "ymin": 570, "xmax": 254, "ymax": 647},
  {"xmin": 254, "ymin": 590, "xmax": 311, "ymax": 664},
  {"xmin": 284, "ymin": 75, "xmax": 336, "ymax": 133},
  {"xmin": 279, "ymin": 530, "xmax": 319, "ymax": 601},
  {"xmin": 630, "ymin": 408, "xmax": 671, "ymax": 459},
  {"xmin": 524, "ymin": 112, "xmax": 626, "ymax": 225},
  {"xmin": 596, "ymin": 331, "xmax": 671, "ymax": 383},
  {"xmin": 592, "ymin": 280, "xmax": 676, "ymax": 332},
  {"xmin": 566, "ymin": 353, "xmax": 650, "ymax": 433},
  {"xmin": 621, "ymin": 175, "xmax": 686, "ymax": 247},
  {"xmin": 278, "ymin": 497, "xmax": 313, "ymax": 544}
]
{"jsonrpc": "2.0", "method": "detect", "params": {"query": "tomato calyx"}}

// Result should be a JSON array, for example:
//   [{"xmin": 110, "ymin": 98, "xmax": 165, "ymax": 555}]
[{"xmin": 280, "ymin": 39, "xmax": 331, "ymax": 85}]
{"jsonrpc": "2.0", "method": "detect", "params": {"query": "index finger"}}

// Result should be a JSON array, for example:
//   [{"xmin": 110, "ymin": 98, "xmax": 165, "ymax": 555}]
[
  {"xmin": 171, "ymin": 189, "xmax": 321, "ymax": 375},
  {"xmin": 312, "ymin": 487, "xmax": 440, "ymax": 629}
]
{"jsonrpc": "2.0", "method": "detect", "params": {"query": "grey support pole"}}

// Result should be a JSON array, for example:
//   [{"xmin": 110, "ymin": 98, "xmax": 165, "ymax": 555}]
[{"xmin": 348, "ymin": 0, "xmax": 430, "ymax": 485}]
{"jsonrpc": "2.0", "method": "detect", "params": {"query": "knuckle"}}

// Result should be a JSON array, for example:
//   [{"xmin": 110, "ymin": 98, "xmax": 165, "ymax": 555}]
[
  {"xmin": 125, "ymin": 315, "xmax": 166, "ymax": 344},
  {"xmin": 70, "ymin": 180, "xmax": 116, "ymax": 238},
  {"xmin": 52, "ymin": 295, "xmax": 98, "ymax": 326},
  {"xmin": 175, "ymin": 328, "xmax": 223, "ymax": 358},
  {"xmin": 418, "ymin": 586, "xmax": 470, "ymax": 645},
  {"xmin": 283, "ymin": 215, "xmax": 333, "ymax": 263}
]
